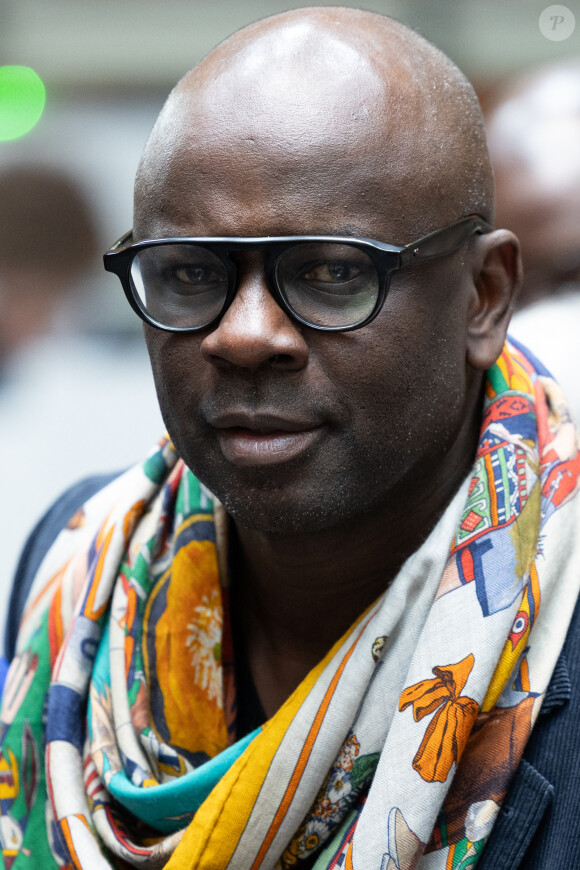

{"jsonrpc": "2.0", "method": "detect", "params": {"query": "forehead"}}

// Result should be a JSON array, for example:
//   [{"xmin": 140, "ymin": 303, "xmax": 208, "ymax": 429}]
[
  {"xmin": 138, "ymin": 120, "xmax": 410, "ymax": 242},
  {"xmin": 138, "ymin": 130, "xmax": 414, "ymax": 245},
  {"xmin": 135, "ymin": 29, "xmax": 446, "ymax": 242}
]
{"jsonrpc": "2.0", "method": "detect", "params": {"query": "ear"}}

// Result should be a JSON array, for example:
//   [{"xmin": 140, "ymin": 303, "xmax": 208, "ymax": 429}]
[{"xmin": 466, "ymin": 229, "xmax": 522, "ymax": 370}]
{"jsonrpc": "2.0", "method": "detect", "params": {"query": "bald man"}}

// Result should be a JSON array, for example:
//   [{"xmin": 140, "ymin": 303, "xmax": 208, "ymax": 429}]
[
  {"xmin": 487, "ymin": 61, "xmax": 580, "ymax": 423},
  {"xmin": 3, "ymin": 9, "xmax": 580, "ymax": 870}
]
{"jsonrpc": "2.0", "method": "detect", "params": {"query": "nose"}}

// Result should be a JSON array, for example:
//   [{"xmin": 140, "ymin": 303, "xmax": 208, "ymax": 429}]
[{"xmin": 200, "ymin": 259, "xmax": 309, "ymax": 372}]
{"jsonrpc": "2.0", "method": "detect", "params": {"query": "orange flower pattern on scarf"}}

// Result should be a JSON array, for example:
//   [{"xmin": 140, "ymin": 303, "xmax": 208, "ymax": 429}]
[{"xmin": 399, "ymin": 655, "xmax": 479, "ymax": 783}]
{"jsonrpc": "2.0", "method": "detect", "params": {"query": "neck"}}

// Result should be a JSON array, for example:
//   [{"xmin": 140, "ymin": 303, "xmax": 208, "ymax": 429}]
[{"xmin": 234, "ymin": 388, "xmax": 482, "ymax": 717}]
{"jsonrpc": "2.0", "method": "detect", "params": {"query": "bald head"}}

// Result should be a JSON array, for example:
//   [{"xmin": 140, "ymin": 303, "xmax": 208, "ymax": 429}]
[{"xmin": 136, "ymin": 7, "xmax": 493, "ymax": 241}]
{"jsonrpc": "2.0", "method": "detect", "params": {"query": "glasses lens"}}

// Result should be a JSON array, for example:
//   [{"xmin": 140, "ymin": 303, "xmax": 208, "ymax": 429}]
[
  {"xmin": 276, "ymin": 243, "xmax": 379, "ymax": 328},
  {"xmin": 130, "ymin": 244, "xmax": 229, "ymax": 329}
]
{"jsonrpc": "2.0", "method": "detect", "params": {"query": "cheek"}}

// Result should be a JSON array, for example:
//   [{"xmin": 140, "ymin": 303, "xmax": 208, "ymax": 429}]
[
  {"xmin": 342, "ymin": 280, "xmax": 470, "ymax": 451},
  {"xmin": 144, "ymin": 330, "xmax": 205, "ymax": 434}
]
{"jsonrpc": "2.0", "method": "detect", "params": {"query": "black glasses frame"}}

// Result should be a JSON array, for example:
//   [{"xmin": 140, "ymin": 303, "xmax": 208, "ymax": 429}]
[{"xmin": 103, "ymin": 215, "xmax": 491, "ymax": 333}]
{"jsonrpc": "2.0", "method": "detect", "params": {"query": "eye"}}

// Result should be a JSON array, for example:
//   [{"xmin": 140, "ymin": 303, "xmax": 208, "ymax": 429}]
[
  {"xmin": 132, "ymin": 244, "xmax": 229, "ymax": 297},
  {"xmin": 303, "ymin": 261, "xmax": 363, "ymax": 285},
  {"xmin": 275, "ymin": 241, "xmax": 380, "ymax": 327},
  {"xmin": 508, "ymin": 609, "xmax": 529, "ymax": 650},
  {"xmin": 159, "ymin": 260, "xmax": 228, "ymax": 299},
  {"xmin": 169, "ymin": 263, "xmax": 224, "ymax": 287}
]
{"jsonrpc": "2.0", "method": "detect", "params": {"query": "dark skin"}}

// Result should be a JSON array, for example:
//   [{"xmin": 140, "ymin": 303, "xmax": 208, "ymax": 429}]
[{"xmin": 135, "ymin": 8, "xmax": 522, "ymax": 717}]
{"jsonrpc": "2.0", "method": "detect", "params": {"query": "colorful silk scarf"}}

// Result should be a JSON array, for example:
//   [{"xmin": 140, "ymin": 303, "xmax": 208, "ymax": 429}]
[{"xmin": 2, "ymin": 340, "xmax": 580, "ymax": 870}]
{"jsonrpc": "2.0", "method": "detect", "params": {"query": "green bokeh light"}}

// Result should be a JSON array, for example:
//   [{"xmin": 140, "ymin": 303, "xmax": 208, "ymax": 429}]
[{"xmin": 0, "ymin": 65, "xmax": 46, "ymax": 142}]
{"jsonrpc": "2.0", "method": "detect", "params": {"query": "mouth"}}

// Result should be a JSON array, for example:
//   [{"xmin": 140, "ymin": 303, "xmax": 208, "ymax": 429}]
[{"xmin": 210, "ymin": 413, "xmax": 323, "ymax": 467}]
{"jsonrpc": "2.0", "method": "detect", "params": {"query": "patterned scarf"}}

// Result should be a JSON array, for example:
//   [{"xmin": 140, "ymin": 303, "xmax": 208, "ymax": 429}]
[{"xmin": 2, "ymin": 341, "xmax": 580, "ymax": 870}]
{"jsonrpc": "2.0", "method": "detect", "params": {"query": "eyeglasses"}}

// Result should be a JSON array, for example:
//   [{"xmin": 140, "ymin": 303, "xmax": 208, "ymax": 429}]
[{"xmin": 103, "ymin": 215, "xmax": 491, "ymax": 333}]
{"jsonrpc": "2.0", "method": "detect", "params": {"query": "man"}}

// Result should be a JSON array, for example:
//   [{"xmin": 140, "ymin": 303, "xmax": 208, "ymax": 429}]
[
  {"xmin": 486, "ymin": 61, "xmax": 580, "ymax": 423},
  {"xmin": 2, "ymin": 8, "xmax": 580, "ymax": 870}
]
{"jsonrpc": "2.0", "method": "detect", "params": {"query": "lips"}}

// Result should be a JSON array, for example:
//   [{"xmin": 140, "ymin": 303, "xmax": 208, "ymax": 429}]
[{"xmin": 210, "ymin": 412, "xmax": 323, "ymax": 467}]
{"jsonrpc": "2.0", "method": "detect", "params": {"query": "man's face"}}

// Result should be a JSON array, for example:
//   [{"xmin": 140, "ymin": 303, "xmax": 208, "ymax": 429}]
[{"xmin": 136, "ymin": 90, "xmax": 479, "ymax": 536}]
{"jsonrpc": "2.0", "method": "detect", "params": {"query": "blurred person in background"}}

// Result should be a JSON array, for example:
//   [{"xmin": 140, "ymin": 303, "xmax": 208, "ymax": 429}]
[
  {"xmin": 0, "ymin": 165, "xmax": 163, "ymax": 628},
  {"xmin": 486, "ymin": 61, "xmax": 580, "ymax": 421},
  {"xmin": 0, "ymin": 166, "xmax": 98, "ymax": 373}
]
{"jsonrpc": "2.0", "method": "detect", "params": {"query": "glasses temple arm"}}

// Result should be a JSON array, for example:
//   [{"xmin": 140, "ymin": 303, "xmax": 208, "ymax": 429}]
[
  {"xmin": 108, "ymin": 229, "xmax": 134, "ymax": 254},
  {"xmin": 399, "ymin": 216, "xmax": 492, "ymax": 268}
]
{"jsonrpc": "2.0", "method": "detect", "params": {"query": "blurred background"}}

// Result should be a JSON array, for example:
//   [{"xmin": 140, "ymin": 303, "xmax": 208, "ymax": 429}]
[{"xmin": 1, "ymin": 0, "xmax": 579, "ymax": 626}]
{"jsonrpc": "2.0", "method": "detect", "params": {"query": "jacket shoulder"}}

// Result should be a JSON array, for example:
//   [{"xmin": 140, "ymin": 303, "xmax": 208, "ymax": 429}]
[{"xmin": 480, "ymin": 590, "xmax": 580, "ymax": 869}]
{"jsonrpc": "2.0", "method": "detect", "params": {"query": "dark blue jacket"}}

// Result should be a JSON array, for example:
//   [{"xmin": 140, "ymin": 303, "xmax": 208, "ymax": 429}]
[{"xmin": 4, "ymin": 475, "xmax": 580, "ymax": 870}]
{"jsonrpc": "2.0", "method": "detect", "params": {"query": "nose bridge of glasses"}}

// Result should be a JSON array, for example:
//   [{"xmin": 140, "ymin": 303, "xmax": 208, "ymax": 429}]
[
  {"xmin": 205, "ymin": 242, "xmax": 309, "ymax": 363},
  {"xmin": 223, "ymin": 243, "xmax": 277, "ymax": 301}
]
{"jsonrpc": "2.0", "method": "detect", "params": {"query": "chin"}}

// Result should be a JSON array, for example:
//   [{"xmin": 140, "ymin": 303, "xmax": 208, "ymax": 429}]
[
  {"xmin": 206, "ymin": 469, "xmax": 373, "ymax": 538},
  {"xmin": 222, "ymin": 495, "xmax": 343, "ymax": 537},
  {"xmin": 176, "ymin": 433, "xmax": 392, "ymax": 537}
]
